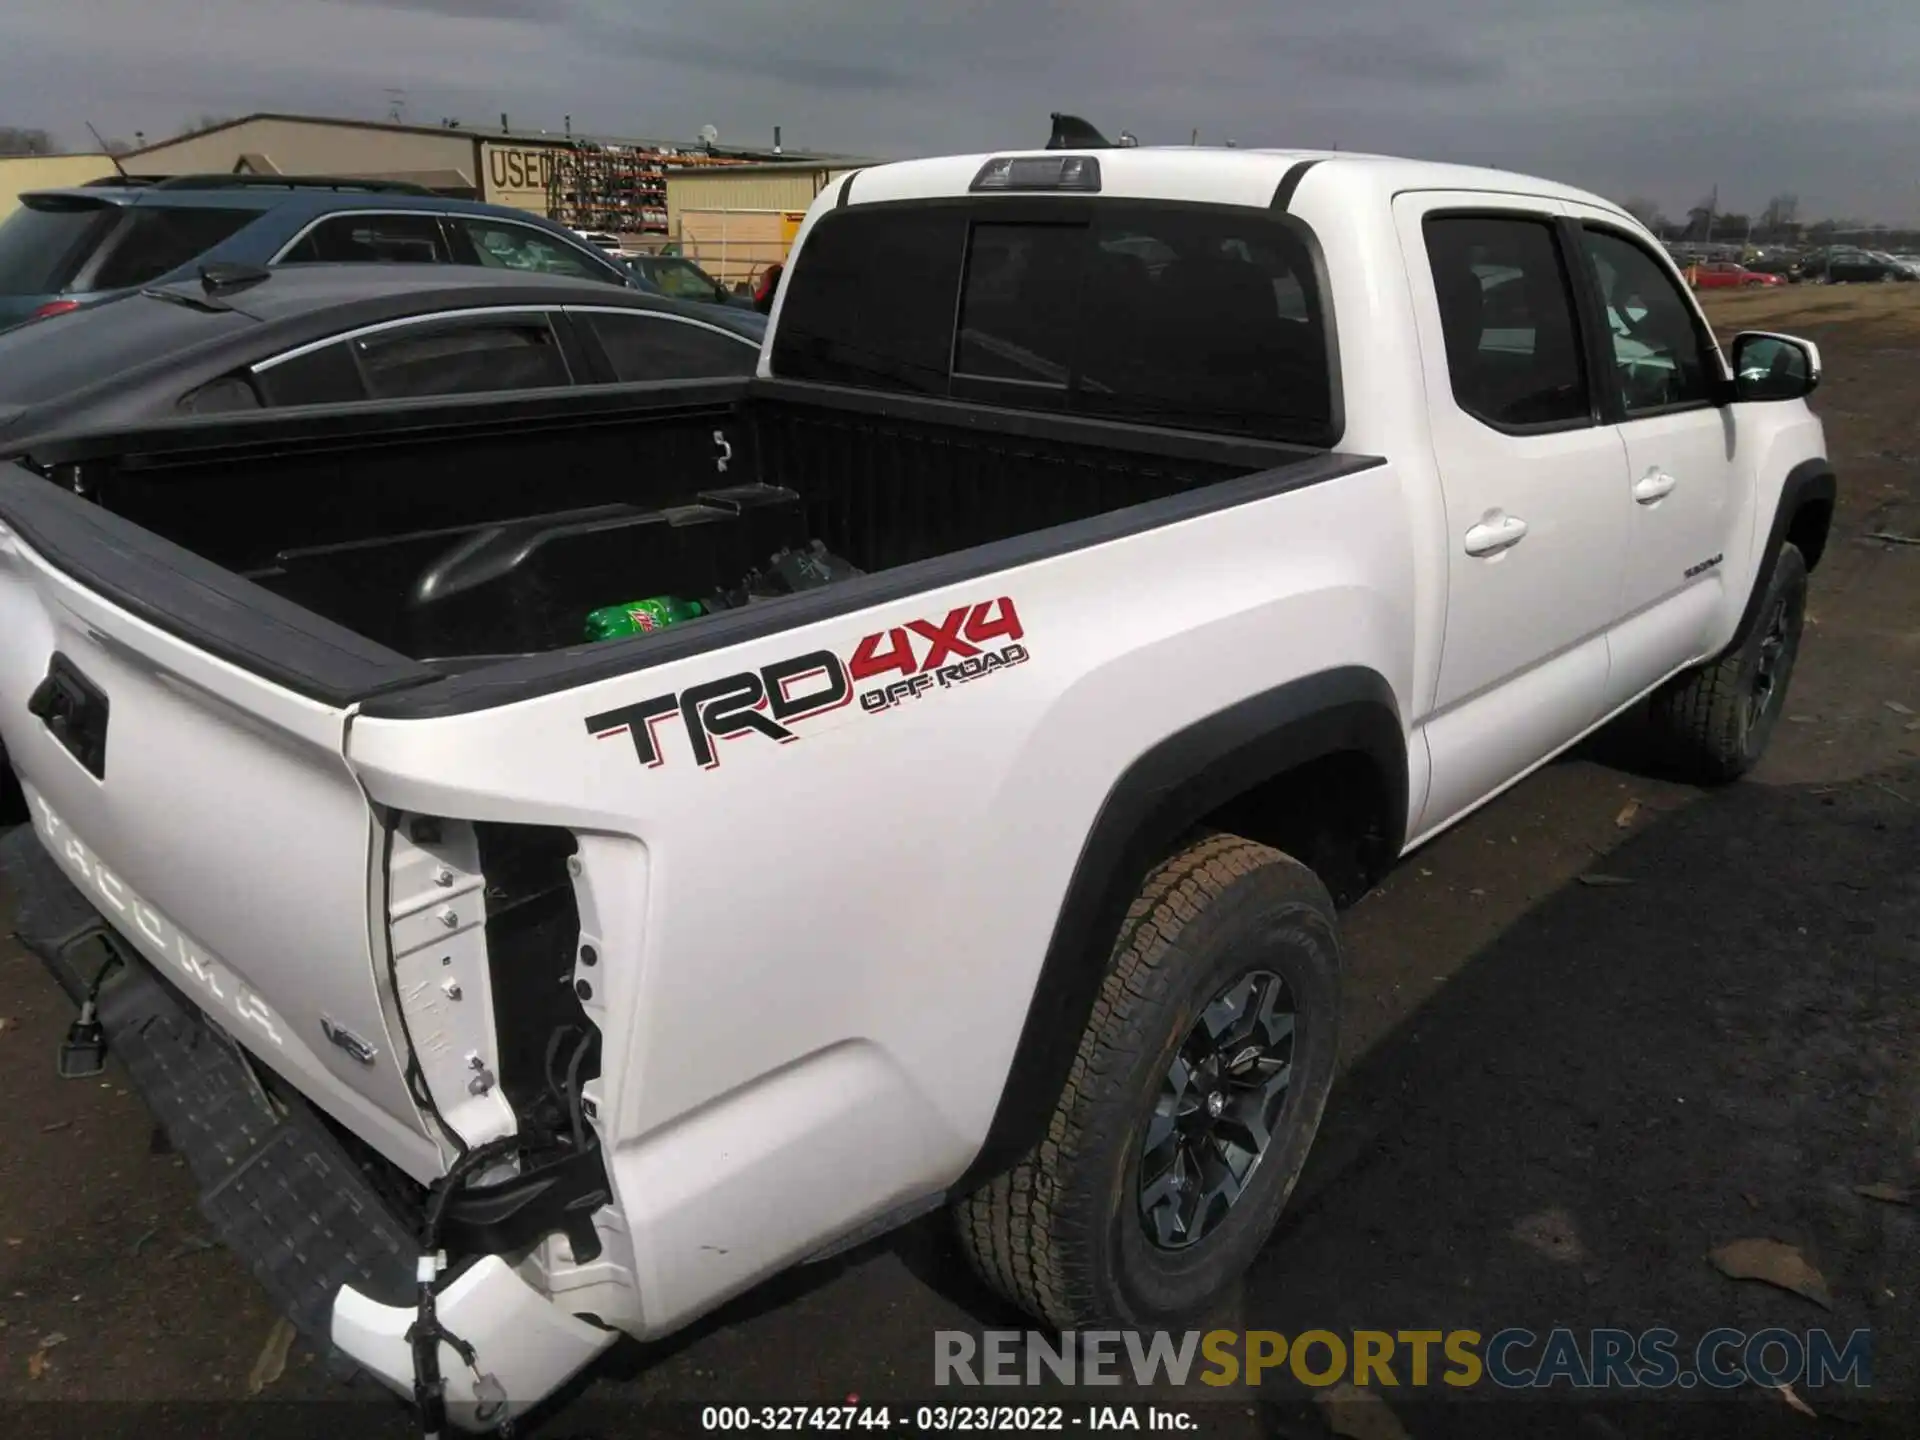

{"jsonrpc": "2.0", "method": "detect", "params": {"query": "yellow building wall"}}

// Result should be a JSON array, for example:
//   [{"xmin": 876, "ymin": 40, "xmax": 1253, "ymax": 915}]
[
  {"xmin": 0, "ymin": 154, "xmax": 114, "ymax": 220},
  {"xmin": 127, "ymin": 119, "xmax": 477, "ymax": 189},
  {"xmin": 667, "ymin": 166, "xmax": 855, "ymax": 281}
]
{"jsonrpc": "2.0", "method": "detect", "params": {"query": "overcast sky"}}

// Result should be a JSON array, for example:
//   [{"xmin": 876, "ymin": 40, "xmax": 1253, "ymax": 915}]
[{"xmin": 5, "ymin": 0, "xmax": 1918, "ymax": 223}]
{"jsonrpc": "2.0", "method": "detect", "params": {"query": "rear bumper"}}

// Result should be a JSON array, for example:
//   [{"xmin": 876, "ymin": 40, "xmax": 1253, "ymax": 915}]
[{"xmin": 0, "ymin": 821, "xmax": 615, "ymax": 1430}]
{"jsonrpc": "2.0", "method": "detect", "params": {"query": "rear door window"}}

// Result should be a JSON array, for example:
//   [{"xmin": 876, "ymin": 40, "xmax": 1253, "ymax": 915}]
[
  {"xmin": 252, "ymin": 315, "xmax": 574, "ymax": 406},
  {"xmin": 0, "ymin": 199, "xmax": 119, "ymax": 294},
  {"xmin": 451, "ymin": 218, "xmax": 615, "ymax": 282},
  {"xmin": 771, "ymin": 201, "xmax": 1334, "ymax": 443},
  {"xmin": 89, "ymin": 206, "xmax": 258, "ymax": 290},
  {"xmin": 280, "ymin": 213, "xmax": 453, "ymax": 264},
  {"xmin": 1422, "ymin": 215, "xmax": 1591, "ymax": 430},
  {"xmin": 579, "ymin": 311, "xmax": 757, "ymax": 381}
]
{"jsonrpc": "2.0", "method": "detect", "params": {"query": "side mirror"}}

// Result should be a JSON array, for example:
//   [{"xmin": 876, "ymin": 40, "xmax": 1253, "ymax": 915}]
[{"xmin": 1730, "ymin": 331, "xmax": 1821, "ymax": 403}]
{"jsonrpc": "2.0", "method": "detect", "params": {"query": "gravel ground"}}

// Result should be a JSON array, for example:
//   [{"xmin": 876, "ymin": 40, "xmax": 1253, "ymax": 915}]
[{"xmin": 1, "ymin": 289, "xmax": 1916, "ymax": 1439}]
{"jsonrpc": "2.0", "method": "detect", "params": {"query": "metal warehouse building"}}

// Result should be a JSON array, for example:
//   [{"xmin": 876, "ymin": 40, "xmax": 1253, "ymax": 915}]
[
  {"xmin": 665, "ymin": 161, "xmax": 865, "ymax": 287},
  {"xmin": 117, "ymin": 113, "xmax": 864, "ymax": 234},
  {"xmin": 119, "ymin": 114, "xmax": 581, "ymax": 213}
]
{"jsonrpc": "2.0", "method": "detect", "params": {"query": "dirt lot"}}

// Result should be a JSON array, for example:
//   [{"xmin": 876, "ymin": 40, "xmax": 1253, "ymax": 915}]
[{"xmin": 1, "ymin": 287, "xmax": 1917, "ymax": 1439}]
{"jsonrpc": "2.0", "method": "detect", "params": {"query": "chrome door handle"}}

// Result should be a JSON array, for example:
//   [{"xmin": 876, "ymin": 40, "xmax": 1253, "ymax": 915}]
[
  {"xmin": 1463, "ymin": 514, "xmax": 1529, "ymax": 556},
  {"xmin": 1634, "ymin": 469, "xmax": 1677, "ymax": 504}
]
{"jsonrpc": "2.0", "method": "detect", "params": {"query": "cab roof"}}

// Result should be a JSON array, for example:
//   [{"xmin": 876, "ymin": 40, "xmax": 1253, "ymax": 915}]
[{"xmin": 840, "ymin": 146, "xmax": 1635, "ymax": 226}]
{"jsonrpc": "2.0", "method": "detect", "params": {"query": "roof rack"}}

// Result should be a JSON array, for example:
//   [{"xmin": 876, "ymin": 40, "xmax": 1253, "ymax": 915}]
[{"xmin": 146, "ymin": 174, "xmax": 443, "ymax": 196}]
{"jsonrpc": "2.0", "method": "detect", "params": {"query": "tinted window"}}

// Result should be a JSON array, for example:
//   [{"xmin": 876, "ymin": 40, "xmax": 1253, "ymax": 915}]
[
  {"xmin": 455, "ymin": 219, "xmax": 611, "ymax": 281},
  {"xmin": 1424, "ymin": 216, "xmax": 1589, "ymax": 429},
  {"xmin": 1579, "ymin": 227, "xmax": 1716, "ymax": 413},
  {"xmin": 90, "ymin": 206, "xmax": 257, "ymax": 290},
  {"xmin": 255, "ymin": 343, "xmax": 367, "ymax": 407},
  {"xmin": 282, "ymin": 214, "xmax": 451, "ymax": 264},
  {"xmin": 583, "ymin": 312, "xmax": 756, "ymax": 382},
  {"xmin": 355, "ymin": 319, "xmax": 572, "ymax": 399},
  {"xmin": 771, "ymin": 207, "xmax": 968, "ymax": 394},
  {"xmin": 178, "ymin": 375, "xmax": 264, "ymax": 415},
  {"xmin": 0, "ymin": 200, "xmax": 117, "ymax": 295},
  {"xmin": 774, "ymin": 203, "xmax": 1332, "ymax": 441}
]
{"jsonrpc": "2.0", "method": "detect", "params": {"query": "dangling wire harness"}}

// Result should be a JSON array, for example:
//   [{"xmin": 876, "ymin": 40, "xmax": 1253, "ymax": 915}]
[{"xmin": 408, "ymin": 1134, "xmax": 534, "ymax": 1439}]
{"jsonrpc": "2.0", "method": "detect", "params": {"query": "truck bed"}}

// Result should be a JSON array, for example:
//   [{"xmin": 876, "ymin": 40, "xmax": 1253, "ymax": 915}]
[{"xmin": 0, "ymin": 377, "xmax": 1348, "ymax": 712}]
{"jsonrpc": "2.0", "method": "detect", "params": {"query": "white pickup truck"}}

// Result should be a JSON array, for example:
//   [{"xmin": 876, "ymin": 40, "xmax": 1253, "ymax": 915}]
[{"xmin": 0, "ymin": 130, "xmax": 1834, "ymax": 1431}]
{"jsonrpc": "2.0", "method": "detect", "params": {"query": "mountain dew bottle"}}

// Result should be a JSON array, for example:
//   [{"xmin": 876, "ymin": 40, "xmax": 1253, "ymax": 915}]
[{"xmin": 584, "ymin": 595, "xmax": 706, "ymax": 642}]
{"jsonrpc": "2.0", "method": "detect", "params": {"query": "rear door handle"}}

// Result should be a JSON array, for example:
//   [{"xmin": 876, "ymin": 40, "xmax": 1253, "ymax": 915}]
[
  {"xmin": 1633, "ymin": 469, "xmax": 1677, "ymax": 504},
  {"xmin": 1463, "ymin": 514, "xmax": 1529, "ymax": 557}
]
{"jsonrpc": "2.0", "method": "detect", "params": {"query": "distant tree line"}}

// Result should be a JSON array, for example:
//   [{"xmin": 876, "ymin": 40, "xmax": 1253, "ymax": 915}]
[
  {"xmin": 1617, "ymin": 192, "xmax": 1918, "ymax": 251},
  {"xmin": 0, "ymin": 114, "xmax": 238, "ymax": 160}
]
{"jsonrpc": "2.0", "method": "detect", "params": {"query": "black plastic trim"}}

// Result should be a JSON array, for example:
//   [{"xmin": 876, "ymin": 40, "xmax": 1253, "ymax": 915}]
[
  {"xmin": 1725, "ymin": 458, "xmax": 1837, "ymax": 654},
  {"xmin": 1270, "ymin": 158, "xmax": 1324, "ymax": 212},
  {"xmin": 362, "ymin": 446, "xmax": 1386, "ymax": 720},
  {"xmin": 752, "ymin": 377, "xmax": 1321, "ymax": 470},
  {"xmin": 19, "ymin": 377, "xmax": 751, "ymax": 470},
  {"xmin": 438, "ymin": 1139, "xmax": 611, "ymax": 1264},
  {"xmin": 955, "ymin": 665, "xmax": 1408, "ymax": 1192},
  {"xmin": 0, "ymin": 466, "xmax": 438, "ymax": 706},
  {"xmin": 836, "ymin": 171, "xmax": 857, "ymax": 207}
]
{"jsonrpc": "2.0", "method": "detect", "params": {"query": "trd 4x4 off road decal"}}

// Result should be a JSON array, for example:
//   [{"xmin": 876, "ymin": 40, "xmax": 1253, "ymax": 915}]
[{"xmin": 586, "ymin": 597, "xmax": 1030, "ymax": 770}]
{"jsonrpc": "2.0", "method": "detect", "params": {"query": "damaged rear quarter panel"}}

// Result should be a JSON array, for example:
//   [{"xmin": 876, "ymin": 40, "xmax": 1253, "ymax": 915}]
[{"xmin": 339, "ymin": 460, "xmax": 1411, "ymax": 1336}]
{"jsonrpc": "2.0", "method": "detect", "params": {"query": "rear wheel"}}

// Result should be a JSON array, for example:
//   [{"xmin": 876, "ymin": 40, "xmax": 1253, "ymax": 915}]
[
  {"xmin": 955, "ymin": 833, "xmax": 1341, "ymax": 1329},
  {"xmin": 1647, "ymin": 543, "xmax": 1807, "ymax": 783}
]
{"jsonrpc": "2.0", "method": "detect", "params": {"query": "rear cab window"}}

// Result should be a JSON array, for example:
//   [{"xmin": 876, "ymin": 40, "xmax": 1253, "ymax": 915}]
[{"xmin": 770, "ymin": 200, "xmax": 1336, "ymax": 444}]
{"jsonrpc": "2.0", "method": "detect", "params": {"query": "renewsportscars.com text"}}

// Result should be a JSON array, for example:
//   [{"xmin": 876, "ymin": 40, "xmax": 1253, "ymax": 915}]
[{"xmin": 935, "ymin": 1328, "xmax": 1873, "ymax": 1392}]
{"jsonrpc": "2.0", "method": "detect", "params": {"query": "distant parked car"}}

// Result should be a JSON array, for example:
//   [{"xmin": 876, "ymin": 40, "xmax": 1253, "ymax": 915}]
[
  {"xmin": 622, "ymin": 253, "xmax": 755, "ymax": 310},
  {"xmin": 1744, "ymin": 253, "xmax": 1806, "ymax": 283},
  {"xmin": 0, "ymin": 263, "xmax": 765, "ymax": 447},
  {"xmin": 0, "ymin": 174, "xmax": 639, "ymax": 332},
  {"xmin": 572, "ymin": 229, "xmax": 626, "ymax": 254},
  {"xmin": 1816, "ymin": 250, "xmax": 1915, "ymax": 284},
  {"xmin": 1687, "ymin": 261, "xmax": 1785, "ymax": 290}
]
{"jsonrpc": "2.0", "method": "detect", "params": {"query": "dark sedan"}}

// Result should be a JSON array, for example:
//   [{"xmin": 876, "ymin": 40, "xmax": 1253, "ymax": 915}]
[
  {"xmin": 1812, "ymin": 250, "xmax": 1916, "ymax": 284},
  {"xmin": 0, "ymin": 262, "xmax": 767, "ymax": 447}
]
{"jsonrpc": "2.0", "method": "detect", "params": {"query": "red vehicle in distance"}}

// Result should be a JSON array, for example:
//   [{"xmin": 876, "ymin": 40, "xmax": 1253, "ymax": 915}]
[{"xmin": 1687, "ymin": 260, "xmax": 1787, "ymax": 290}]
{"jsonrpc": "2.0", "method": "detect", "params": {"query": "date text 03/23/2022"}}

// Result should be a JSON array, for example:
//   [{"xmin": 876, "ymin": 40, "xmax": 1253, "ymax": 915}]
[{"xmin": 700, "ymin": 1406, "xmax": 1192, "ymax": 1432}]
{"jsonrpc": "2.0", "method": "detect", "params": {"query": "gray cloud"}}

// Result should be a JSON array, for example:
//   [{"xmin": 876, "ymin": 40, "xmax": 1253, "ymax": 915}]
[
  {"xmin": 586, "ymin": 20, "xmax": 918, "ymax": 92},
  {"xmin": 3, "ymin": 0, "xmax": 1917, "ymax": 224},
  {"xmin": 1283, "ymin": 32, "xmax": 1507, "ymax": 87},
  {"xmin": 322, "ymin": 0, "xmax": 562, "ymax": 17}
]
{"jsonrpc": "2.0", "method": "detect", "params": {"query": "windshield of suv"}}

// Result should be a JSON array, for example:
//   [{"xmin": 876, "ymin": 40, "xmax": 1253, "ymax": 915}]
[
  {"xmin": 0, "ymin": 198, "xmax": 117, "ymax": 295},
  {"xmin": 638, "ymin": 257, "xmax": 724, "ymax": 302}
]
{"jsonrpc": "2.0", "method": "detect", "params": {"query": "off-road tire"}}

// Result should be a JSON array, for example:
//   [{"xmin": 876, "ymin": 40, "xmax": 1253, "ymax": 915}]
[
  {"xmin": 1648, "ymin": 542, "xmax": 1807, "ymax": 784},
  {"xmin": 955, "ymin": 832, "xmax": 1341, "ymax": 1330}
]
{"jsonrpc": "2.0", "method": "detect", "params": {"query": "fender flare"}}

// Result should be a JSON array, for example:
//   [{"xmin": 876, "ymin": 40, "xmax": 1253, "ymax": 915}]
[
  {"xmin": 954, "ymin": 665, "xmax": 1407, "ymax": 1192},
  {"xmin": 1727, "ymin": 458, "xmax": 1835, "ymax": 654}
]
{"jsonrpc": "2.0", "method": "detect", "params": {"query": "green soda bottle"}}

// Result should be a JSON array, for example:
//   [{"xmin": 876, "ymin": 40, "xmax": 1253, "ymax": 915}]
[{"xmin": 584, "ymin": 595, "xmax": 707, "ymax": 642}]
